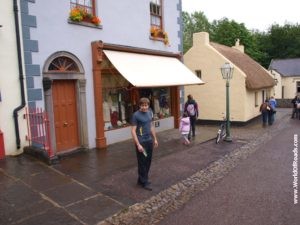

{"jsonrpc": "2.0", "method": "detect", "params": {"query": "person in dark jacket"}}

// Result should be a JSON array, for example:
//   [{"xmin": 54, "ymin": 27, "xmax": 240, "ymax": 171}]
[
  {"xmin": 184, "ymin": 94, "xmax": 199, "ymax": 139},
  {"xmin": 260, "ymin": 99, "xmax": 270, "ymax": 127},
  {"xmin": 291, "ymin": 95, "xmax": 300, "ymax": 119}
]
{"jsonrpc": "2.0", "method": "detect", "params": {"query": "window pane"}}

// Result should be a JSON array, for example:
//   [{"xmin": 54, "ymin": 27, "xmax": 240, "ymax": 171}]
[{"xmin": 85, "ymin": 0, "xmax": 92, "ymax": 7}]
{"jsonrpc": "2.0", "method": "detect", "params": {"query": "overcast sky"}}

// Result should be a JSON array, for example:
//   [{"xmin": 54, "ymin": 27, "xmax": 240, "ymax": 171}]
[{"xmin": 182, "ymin": 0, "xmax": 299, "ymax": 32}]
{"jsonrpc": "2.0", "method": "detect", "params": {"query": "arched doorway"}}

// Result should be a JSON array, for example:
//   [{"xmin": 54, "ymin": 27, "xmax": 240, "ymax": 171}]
[{"xmin": 43, "ymin": 52, "xmax": 88, "ymax": 154}]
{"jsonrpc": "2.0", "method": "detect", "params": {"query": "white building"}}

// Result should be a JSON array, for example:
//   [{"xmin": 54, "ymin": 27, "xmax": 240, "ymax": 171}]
[
  {"xmin": 0, "ymin": 0, "xmax": 28, "ymax": 156},
  {"xmin": 23, "ymin": 0, "xmax": 202, "ymax": 158},
  {"xmin": 269, "ymin": 58, "xmax": 300, "ymax": 99}
]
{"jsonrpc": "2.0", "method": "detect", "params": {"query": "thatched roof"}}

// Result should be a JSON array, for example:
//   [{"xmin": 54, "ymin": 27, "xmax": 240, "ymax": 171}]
[{"xmin": 211, "ymin": 42, "xmax": 275, "ymax": 90}]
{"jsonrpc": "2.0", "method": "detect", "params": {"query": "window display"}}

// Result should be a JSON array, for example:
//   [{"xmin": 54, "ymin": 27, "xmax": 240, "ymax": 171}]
[{"xmin": 101, "ymin": 57, "xmax": 172, "ymax": 131}]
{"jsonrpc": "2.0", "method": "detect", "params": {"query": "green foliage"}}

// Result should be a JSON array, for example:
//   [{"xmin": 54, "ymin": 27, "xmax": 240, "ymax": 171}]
[
  {"xmin": 182, "ymin": 11, "xmax": 300, "ymax": 68},
  {"xmin": 183, "ymin": 11, "xmax": 210, "ymax": 53}
]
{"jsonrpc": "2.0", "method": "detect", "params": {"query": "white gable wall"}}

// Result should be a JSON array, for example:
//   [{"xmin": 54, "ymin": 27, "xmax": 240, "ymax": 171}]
[{"xmin": 184, "ymin": 33, "xmax": 248, "ymax": 122}]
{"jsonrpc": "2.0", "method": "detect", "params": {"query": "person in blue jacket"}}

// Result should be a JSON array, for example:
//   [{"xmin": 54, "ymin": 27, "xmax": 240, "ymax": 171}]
[{"xmin": 268, "ymin": 96, "xmax": 277, "ymax": 125}]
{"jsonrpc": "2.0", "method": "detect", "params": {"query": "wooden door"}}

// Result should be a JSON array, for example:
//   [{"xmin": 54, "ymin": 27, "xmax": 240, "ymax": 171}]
[{"xmin": 52, "ymin": 80, "xmax": 79, "ymax": 152}]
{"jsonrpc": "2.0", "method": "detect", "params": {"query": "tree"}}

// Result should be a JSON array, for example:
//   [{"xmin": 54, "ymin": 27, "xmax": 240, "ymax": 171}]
[
  {"xmin": 267, "ymin": 24, "xmax": 300, "ymax": 59},
  {"xmin": 210, "ymin": 18, "xmax": 265, "ymax": 63},
  {"xmin": 182, "ymin": 11, "xmax": 300, "ymax": 68},
  {"xmin": 182, "ymin": 11, "xmax": 210, "ymax": 53}
]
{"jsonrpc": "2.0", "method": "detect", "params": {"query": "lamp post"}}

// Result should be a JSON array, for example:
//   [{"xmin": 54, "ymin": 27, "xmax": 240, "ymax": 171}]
[{"xmin": 221, "ymin": 62, "xmax": 234, "ymax": 142}]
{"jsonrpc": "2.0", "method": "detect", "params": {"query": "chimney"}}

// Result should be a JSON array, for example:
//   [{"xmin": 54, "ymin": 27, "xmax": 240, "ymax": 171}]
[
  {"xmin": 193, "ymin": 32, "xmax": 209, "ymax": 47},
  {"xmin": 232, "ymin": 38, "xmax": 244, "ymax": 53}
]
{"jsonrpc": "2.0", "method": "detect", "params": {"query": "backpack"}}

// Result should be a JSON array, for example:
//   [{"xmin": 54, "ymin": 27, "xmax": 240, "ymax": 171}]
[{"xmin": 186, "ymin": 103, "xmax": 196, "ymax": 116}]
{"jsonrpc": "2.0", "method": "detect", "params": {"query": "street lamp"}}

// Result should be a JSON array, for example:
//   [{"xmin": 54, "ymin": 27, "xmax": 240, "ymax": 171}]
[{"xmin": 220, "ymin": 62, "xmax": 234, "ymax": 142}]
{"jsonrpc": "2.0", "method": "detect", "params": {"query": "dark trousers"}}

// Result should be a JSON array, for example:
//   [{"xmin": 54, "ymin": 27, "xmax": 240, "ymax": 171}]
[
  {"xmin": 135, "ymin": 140, "xmax": 153, "ymax": 185},
  {"xmin": 262, "ymin": 111, "xmax": 268, "ymax": 125},
  {"xmin": 189, "ymin": 115, "xmax": 197, "ymax": 138},
  {"xmin": 291, "ymin": 108, "xmax": 300, "ymax": 119},
  {"xmin": 268, "ymin": 110, "xmax": 275, "ymax": 125}
]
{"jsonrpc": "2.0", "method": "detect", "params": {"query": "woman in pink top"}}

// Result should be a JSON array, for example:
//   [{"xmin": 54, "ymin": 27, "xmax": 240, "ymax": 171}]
[{"xmin": 179, "ymin": 112, "xmax": 191, "ymax": 145}]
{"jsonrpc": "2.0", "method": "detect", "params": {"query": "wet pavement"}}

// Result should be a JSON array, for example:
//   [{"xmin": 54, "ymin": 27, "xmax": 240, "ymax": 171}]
[{"xmin": 0, "ymin": 109, "xmax": 292, "ymax": 225}]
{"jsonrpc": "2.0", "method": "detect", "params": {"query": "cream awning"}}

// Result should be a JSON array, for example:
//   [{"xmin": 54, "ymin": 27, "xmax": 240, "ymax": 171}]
[{"xmin": 103, "ymin": 50, "xmax": 204, "ymax": 87}]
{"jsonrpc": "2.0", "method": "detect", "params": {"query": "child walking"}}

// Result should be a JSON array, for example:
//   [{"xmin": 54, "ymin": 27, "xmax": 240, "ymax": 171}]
[{"xmin": 179, "ymin": 112, "xmax": 191, "ymax": 145}]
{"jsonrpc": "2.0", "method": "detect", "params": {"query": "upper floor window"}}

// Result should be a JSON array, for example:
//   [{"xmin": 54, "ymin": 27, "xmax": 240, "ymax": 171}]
[
  {"xmin": 70, "ymin": 0, "xmax": 95, "ymax": 15},
  {"xmin": 69, "ymin": 0, "xmax": 101, "ymax": 26},
  {"xmin": 150, "ymin": 0, "xmax": 162, "ymax": 29}
]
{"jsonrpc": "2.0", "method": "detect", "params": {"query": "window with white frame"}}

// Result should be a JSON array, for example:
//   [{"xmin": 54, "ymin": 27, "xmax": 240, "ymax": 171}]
[
  {"xmin": 70, "ymin": 0, "xmax": 95, "ymax": 15},
  {"xmin": 150, "ymin": 0, "xmax": 162, "ymax": 29}
]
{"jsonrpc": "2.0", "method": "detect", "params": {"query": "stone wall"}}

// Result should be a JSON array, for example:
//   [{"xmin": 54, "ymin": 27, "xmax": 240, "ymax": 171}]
[{"xmin": 276, "ymin": 99, "xmax": 293, "ymax": 108}]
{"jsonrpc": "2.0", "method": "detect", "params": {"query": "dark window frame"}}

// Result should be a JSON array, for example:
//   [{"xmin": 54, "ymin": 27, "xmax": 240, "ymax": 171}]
[{"xmin": 195, "ymin": 70, "xmax": 202, "ymax": 79}]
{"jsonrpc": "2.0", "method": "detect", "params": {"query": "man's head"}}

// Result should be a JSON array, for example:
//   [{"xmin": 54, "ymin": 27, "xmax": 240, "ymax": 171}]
[
  {"xmin": 187, "ymin": 94, "xmax": 193, "ymax": 100},
  {"xmin": 139, "ymin": 97, "xmax": 150, "ymax": 112}
]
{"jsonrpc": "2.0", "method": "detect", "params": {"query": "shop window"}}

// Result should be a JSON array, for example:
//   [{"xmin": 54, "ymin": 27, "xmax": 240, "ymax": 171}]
[{"xmin": 102, "ymin": 56, "xmax": 172, "ymax": 131}]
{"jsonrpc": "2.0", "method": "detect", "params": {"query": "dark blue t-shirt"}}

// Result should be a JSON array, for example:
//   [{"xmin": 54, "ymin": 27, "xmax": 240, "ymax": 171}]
[{"xmin": 131, "ymin": 110, "xmax": 153, "ymax": 143}]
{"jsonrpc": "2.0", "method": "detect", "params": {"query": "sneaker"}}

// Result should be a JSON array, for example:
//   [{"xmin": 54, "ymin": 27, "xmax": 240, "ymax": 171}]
[
  {"xmin": 137, "ymin": 180, "xmax": 151, "ymax": 186},
  {"xmin": 142, "ymin": 184, "xmax": 152, "ymax": 191}
]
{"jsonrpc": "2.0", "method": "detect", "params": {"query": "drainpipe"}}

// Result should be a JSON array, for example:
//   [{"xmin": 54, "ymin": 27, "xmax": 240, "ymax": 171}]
[{"xmin": 13, "ymin": 0, "xmax": 26, "ymax": 149}]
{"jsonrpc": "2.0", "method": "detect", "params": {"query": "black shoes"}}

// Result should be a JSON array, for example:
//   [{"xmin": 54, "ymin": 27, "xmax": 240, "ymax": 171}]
[
  {"xmin": 142, "ymin": 184, "xmax": 152, "ymax": 191},
  {"xmin": 137, "ymin": 181, "xmax": 152, "ymax": 191}
]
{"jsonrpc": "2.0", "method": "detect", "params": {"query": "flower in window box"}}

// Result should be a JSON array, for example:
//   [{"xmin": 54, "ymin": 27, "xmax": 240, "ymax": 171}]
[
  {"xmin": 69, "ymin": 7, "xmax": 84, "ymax": 22},
  {"xmin": 150, "ymin": 27, "xmax": 169, "ymax": 45},
  {"xmin": 162, "ymin": 31, "xmax": 169, "ymax": 45},
  {"xmin": 91, "ymin": 16, "xmax": 101, "ymax": 26},
  {"xmin": 150, "ymin": 26, "xmax": 156, "ymax": 36},
  {"xmin": 69, "ymin": 7, "xmax": 101, "ymax": 26},
  {"xmin": 150, "ymin": 26, "xmax": 162, "ymax": 37}
]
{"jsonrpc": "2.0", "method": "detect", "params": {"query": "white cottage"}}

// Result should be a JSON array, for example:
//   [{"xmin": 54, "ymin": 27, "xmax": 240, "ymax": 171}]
[
  {"xmin": 269, "ymin": 58, "xmax": 300, "ymax": 99},
  {"xmin": 184, "ymin": 32, "xmax": 275, "ymax": 123}
]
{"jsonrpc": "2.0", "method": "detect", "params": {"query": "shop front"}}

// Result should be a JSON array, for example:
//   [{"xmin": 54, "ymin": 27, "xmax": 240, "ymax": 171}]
[{"xmin": 91, "ymin": 41, "xmax": 204, "ymax": 148}]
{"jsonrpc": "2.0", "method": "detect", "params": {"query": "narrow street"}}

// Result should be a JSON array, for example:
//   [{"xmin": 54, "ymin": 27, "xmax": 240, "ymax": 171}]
[{"xmin": 157, "ymin": 116, "xmax": 300, "ymax": 225}]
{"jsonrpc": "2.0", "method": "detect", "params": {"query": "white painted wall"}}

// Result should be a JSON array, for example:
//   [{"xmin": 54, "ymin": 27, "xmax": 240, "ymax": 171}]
[
  {"xmin": 282, "ymin": 77, "xmax": 300, "ymax": 99},
  {"xmin": 184, "ymin": 32, "xmax": 273, "ymax": 122},
  {"xmin": 28, "ymin": 0, "xmax": 181, "ymax": 148},
  {"xmin": 0, "ymin": 0, "xmax": 28, "ymax": 155}
]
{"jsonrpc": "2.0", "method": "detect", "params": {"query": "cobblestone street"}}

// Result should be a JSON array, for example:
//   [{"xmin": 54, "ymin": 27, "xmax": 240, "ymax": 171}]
[{"xmin": 0, "ymin": 108, "xmax": 296, "ymax": 225}]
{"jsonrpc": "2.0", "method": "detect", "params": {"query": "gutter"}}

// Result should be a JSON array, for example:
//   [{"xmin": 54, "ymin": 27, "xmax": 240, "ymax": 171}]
[{"xmin": 13, "ymin": 0, "xmax": 26, "ymax": 149}]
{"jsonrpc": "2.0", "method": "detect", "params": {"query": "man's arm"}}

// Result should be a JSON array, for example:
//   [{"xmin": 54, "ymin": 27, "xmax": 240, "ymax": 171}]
[
  {"xmin": 131, "ymin": 125, "xmax": 143, "ymax": 152},
  {"xmin": 150, "ymin": 124, "xmax": 158, "ymax": 148},
  {"xmin": 195, "ymin": 103, "xmax": 199, "ymax": 118}
]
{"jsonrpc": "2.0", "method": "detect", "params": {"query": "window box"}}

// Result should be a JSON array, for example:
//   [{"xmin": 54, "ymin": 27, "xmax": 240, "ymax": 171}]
[
  {"xmin": 69, "ymin": 7, "xmax": 101, "ymax": 26},
  {"xmin": 150, "ymin": 26, "xmax": 169, "ymax": 45}
]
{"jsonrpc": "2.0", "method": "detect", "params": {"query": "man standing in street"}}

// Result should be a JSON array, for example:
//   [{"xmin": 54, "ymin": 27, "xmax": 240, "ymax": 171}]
[
  {"xmin": 184, "ymin": 94, "xmax": 199, "ymax": 140},
  {"xmin": 131, "ymin": 97, "xmax": 158, "ymax": 191}
]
